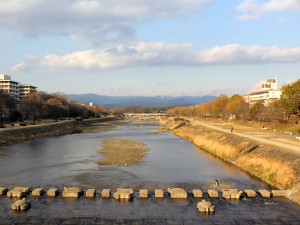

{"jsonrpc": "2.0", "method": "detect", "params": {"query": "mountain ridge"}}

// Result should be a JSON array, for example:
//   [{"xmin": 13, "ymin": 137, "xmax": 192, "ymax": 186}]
[{"xmin": 68, "ymin": 93, "xmax": 216, "ymax": 108}]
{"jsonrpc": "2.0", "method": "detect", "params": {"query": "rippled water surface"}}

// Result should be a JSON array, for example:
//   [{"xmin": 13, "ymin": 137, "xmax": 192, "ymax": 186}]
[{"xmin": 0, "ymin": 122, "xmax": 299, "ymax": 224}]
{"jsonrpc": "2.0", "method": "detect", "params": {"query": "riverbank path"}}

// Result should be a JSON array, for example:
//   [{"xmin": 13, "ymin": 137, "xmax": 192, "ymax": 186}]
[{"xmin": 190, "ymin": 120, "xmax": 300, "ymax": 153}]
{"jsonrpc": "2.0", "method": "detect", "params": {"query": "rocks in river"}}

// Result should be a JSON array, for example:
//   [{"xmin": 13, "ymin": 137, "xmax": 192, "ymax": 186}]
[
  {"xmin": 101, "ymin": 189, "xmax": 111, "ymax": 198},
  {"xmin": 139, "ymin": 189, "xmax": 148, "ymax": 198},
  {"xmin": 207, "ymin": 190, "xmax": 219, "ymax": 198},
  {"xmin": 11, "ymin": 198, "xmax": 31, "ymax": 211},
  {"xmin": 197, "ymin": 199, "xmax": 215, "ymax": 213},
  {"xmin": 32, "ymin": 188, "xmax": 44, "ymax": 197},
  {"xmin": 244, "ymin": 189, "xmax": 257, "ymax": 198},
  {"xmin": 258, "ymin": 189, "xmax": 271, "ymax": 198},
  {"xmin": 62, "ymin": 187, "xmax": 84, "ymax": 198},
  {"xmin": 222, "ymin": 189, "xmax": 243, "ymax": 199},
  {"xmin": 86, "ymin": 189, "xmax": 96, "ymax": 198},
  {"xmin": 272, "ymin": 190, "xmax": 289, "ymax": 197},
  {"xmin": 193, "ymin": 189, "xmax": 203, "ymax": 198},
  {"xmin": 47, "ymin": 188, "xmax": 59, "ymax": 197},
  {"xmin": 0, "ymin": 187, "xmax": 8, "ymax": 195},
  {"xmin": 113, "ymin": 188, "xmax": 134, "ymax": 200},
  {"xmin": 167, "ymin": 188, "xmax": 187, "ymax": 199},
  {"xmin": 7, "ymin": 187, "xmax": 30, "ymax": 198},
  {"xmin": 155, "ymin": 189, "xmax": 164, "ymax": 198}
]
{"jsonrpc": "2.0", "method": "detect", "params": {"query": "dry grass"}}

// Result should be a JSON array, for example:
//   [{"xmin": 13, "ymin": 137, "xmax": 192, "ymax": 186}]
[
  {"xmin": 237, "ymin": 155, "xmax": 298, "ymax": 189},
  {"xmin": 193, "ymin": 135, "xmax": 239, "ymax": 161},
  {"xmin": 174, "ymin": 125, "xmax": 256, "ymax": 161},
  {"xmin": 162, "ymin": 119, "xmax": 300, "ymax": 191},
  {"xmin": 97, "ymin": 139, "xmax": 148, "ymax": 166}
]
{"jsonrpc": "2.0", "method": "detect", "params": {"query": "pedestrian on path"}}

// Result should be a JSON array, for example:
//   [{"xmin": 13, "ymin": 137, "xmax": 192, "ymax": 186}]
[
  {"xmin": 214, "ymin": 179, "xmax": 220, "ymax": 191},
  {"xmin": 230, "ymin": 127, "xmax": 234, "ymax": 133}
]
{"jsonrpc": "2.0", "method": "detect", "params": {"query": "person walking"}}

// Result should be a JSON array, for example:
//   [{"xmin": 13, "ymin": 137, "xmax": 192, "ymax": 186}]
[{"xmin": 214, "ymin": 179, "xmax": 220, "ymax": 191}]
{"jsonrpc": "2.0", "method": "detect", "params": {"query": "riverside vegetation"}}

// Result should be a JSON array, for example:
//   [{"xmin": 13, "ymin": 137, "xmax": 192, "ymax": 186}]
[{"xmin": 159, "ymin": 117, "xmax": 300, "ymax": 204}]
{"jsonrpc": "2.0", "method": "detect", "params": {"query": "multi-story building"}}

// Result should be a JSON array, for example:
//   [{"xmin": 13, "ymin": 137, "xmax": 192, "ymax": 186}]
[
  {"xmin": 0, "ymin": 74, "xmax": 20, "ymax": 99},
  {"xmin": 0, "ymin": 73, "xmax": 37, "ymax": 100},
  {"xmin": 243, "ymin": 78, "xmax": 282, "ymax": 106},
  {"xmin": 19, "ymin": 84, "xmax": 37, "ymax": 99}
]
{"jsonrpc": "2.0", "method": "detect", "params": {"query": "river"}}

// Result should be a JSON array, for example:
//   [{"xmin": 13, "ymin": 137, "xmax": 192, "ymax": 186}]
[{"xmin": 0, "ymin": 121, "xmax": 299, "ymax": 224}]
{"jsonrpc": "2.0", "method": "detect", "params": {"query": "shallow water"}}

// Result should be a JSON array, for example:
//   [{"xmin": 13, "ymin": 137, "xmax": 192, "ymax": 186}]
[{"xmin": 0, "ymin": 122, "xmax": 299, "ymax": 224}]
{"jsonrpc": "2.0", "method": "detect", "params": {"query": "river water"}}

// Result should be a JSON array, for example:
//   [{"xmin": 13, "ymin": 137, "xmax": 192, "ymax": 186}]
[{"xmin": 0, "ymin": 121, "xmax": 299, "ymax": 224}]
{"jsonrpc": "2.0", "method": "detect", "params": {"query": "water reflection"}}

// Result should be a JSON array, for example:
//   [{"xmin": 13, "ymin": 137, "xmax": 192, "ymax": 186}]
[
  {"xmin": 0, "ymin": 122, "xmax": 299, "ymax": 224},
  {"xmin": 0, "ymin": 123, "xmax": 268, "ymax": 189}
]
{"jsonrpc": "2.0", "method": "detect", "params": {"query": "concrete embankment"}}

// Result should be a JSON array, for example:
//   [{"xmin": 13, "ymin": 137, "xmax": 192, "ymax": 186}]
[
  {"xmin": 159, "ymin": 118, "xmax": 300, "ymax": 204},
  {"xmin": 0, "ymin": 118, "xmax": 116, "ymax": 146}
]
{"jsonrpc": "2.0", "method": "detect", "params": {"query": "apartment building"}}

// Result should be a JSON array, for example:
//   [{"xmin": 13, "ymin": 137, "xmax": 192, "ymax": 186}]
[
  {"xmin": 19, "ymin": 84, "xmax": 37, "ymax": 99},
  {"xmin": 0, "ymin": 74, "xmax": 37, "ymax": 100},
  {"xmin": 243, "ymin": 78, "xmax": 282, "ymax": 106}
]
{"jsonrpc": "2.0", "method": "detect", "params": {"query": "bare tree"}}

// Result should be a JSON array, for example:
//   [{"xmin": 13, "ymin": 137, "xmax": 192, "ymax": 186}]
[
  {"xmin": 21, "ymin": 92, "xmax": 46, "ymax": 123},
  {"xmin": 0, "ymin": 91, "xmax": 16, "ymax": 124}
]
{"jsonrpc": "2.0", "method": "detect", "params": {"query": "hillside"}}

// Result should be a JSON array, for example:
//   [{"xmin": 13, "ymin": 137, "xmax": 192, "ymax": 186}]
[{"xmin": 67, "ymin": 94, "xmax": 216, "ymax": 108}]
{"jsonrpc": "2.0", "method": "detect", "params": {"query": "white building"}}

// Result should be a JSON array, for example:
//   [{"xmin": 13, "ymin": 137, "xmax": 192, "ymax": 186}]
[
  {"xmin": 0, "ymin": 73, "xmax": 37, "ymax": 100},
  {"xmin": 0, "ymin": 74, "xmax": 20, "ymax": 99},
  {"xmin": 19, "ymin": 84, "xmax": 37, "ymax": 99},
  {"xmin": 243, "ymin": 78, "xmax": 282, "ymax": 106}
]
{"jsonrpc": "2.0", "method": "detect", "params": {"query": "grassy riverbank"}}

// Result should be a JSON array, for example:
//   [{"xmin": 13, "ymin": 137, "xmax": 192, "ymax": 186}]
[
  {"xmin": 97, "ymin": 139, "xmax": 148, "ymax": 166},
  {"xmin": 159, "ymin": 117, "xmax": 300, "ymax": 204},
  {"xmin": 0, "ymin": 118, "xmax": 118, "ymax": 146}
]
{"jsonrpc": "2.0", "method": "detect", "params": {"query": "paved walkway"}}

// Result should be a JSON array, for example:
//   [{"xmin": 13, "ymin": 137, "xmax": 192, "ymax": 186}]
[{"xmin": 190, "ymin": 120, "xmax": 300, "ymax": 153}]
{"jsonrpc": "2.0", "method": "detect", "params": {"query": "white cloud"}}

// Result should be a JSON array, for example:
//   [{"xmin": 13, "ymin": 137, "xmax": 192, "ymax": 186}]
[
  {"xmin": 10, "ymin": 42, "xmax": 300, "ymax": 72},
  {"xmin": 236, "ymin": 0, "xmax": 300, "ymax": 21},
  {"xmin": 0, "ymin": 0, "xmax": 212, "ymax": 43}
]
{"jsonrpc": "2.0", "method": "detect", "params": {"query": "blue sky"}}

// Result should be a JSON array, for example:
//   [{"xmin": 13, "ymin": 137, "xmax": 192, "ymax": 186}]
[{"xmin": 0, "ymin": 0, "xmax": 299, "ymax": 96}]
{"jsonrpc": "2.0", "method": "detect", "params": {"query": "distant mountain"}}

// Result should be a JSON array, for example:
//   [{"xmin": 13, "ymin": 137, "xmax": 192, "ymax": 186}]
[{"xmin": 67, "ymin": 94, "xmax": 216, "ymax": 108}]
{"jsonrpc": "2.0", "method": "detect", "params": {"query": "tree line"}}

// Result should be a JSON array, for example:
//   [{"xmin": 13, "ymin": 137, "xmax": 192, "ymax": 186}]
[
  {"xmin": 1, "ymin": 79, "xmax": 298, "ymax": 124},
  {"xmin": 0, "ymin": 91, "xmax": 167, "ymax": 124},
  {"xmin": 166, "ymin": 79, "xmax": 300, "ymax": 122},
  {"xmin": 0, "ymin": 91, "xmax": 110, "ymax": 124}
]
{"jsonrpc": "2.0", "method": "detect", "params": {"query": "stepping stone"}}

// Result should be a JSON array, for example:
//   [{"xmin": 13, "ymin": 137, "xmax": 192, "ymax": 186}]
[
  {"xmin": 62, "ymin": 187, "xmax": 83, "ymax": 198},
  {"xmin": 272, "ymin": 190, "xmax": 289, "ymax": 197},
  {"xmin": 222, "ymin": 189, "xmax": 243, "ymax": 199},
  {"xmin": 113, "ymin": 188, "xmax": 134, "ymax": 200},
  {"xmin": 86, "ymin": 189, "xmax": 96, "ymax": 198},
  {"xmin": 47, "ymin": 188, "xmax": 59, "ymax": 197},
  {"xmin": 32, "ymin": 188, "xmax": 44, "ymax": 197},
  {"xmin": 11, "ymin": 198, "xmax": 31, "ymax": 211},
  {"xmin": 101, "ymin": 189, "xmax": 111, "ymax": 198},
  {"xmin": 139, "ymin": 189, "xmax": 148, "ymax": 198},
  {"xmin": 167, "ymin": 188, "xmax": 187, "ymax": 199},
  {"xmin": 258, "ymin": 189, "xmax": 271, "ymax": 198},
  {"xmin": 244, "ymin": 189, "xmax": 257, "ymax": 198},
  {"xmin": 197, "ymin": 199, "xmax": 215, "ymax": 213},
  {"xmin": 192, "ymin": 189, "xmax": 203, "ymax": 198},
  {"xmin": 7, "ymin": 187, "xmax": 30, "ymax": 198},
  {"xmin": 207, "ymin": 190, "xmax": 218, "ymax": 198},
  {"xmin": 155, "ymin": 189, "xmax": 164, "ymax": 198},
  {"xmin": 0, "ymin": 187, "xmax": 8, "ymax": 195}
]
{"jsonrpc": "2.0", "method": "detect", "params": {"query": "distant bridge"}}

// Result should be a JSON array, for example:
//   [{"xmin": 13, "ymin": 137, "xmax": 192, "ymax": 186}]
[{"xmin": 125, "ymin": 113, "xmax": 166, "ymax": 117}]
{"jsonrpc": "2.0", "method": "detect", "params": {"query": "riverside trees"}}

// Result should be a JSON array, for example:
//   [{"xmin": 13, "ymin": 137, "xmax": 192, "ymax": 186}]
[
  {"xmin": 166, "ymin": 80, "xmax": 300, "ymax": 122},
  {"xmin": 0, "ymin": 91, "xmax": 17, "ymax": 124},
  {"xmin": 167, "ymin": 94, "xmax": 248, "ymax": 120},
  {"xmin": 279, "ymin": 79, "xmax": 300, "ymax": 119},
  {"xmin": 0, "ymin": 91, "xmax": 110, "ymax": 124}
]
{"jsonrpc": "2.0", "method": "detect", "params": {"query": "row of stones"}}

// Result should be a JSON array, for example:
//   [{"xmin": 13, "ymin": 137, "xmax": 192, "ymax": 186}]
[
  {"xmin": 1, "ymin": 186, "xmax": 286, "ymax": 200},
  {"xmin": 1, "ymin": 187, "xmax": 287, "ymax": 213}
]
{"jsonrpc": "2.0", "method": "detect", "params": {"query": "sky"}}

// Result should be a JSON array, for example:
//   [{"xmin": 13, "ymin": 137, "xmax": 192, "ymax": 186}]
[{"xmin": 0, "ymin": 0, "xmax": 299, "ymax": 97}]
